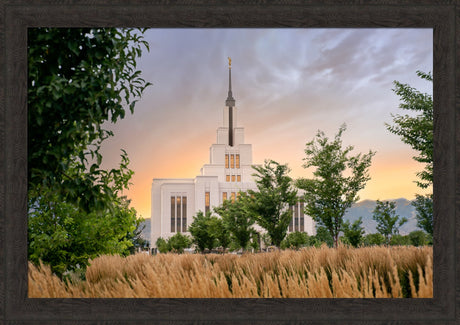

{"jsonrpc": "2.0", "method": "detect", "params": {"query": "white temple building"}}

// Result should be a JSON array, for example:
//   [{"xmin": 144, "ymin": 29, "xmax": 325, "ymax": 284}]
[{"xmin": 150, "ymin": 60, "xmax": 315, "ymax": 248}]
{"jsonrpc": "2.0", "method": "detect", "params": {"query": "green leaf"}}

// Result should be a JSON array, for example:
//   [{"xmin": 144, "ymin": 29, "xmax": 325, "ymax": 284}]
[
  {"xmin": 297, "ymin": 125, "xmax": 375, "ymax": 248},
  {"xmin": 28, "ymin": 27, "xmax": 151, "ymax": 278}
]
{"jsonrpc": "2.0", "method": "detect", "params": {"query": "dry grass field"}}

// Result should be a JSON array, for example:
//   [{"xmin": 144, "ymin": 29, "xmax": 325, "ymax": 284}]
[{"xmin": 28, "ymin": 245, "xmax": 432, "ymax": 298}]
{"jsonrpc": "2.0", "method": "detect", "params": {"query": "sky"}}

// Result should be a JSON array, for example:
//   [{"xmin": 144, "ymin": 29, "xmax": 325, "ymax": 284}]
[{"xmin": 99, "ymin": 28, "xmax": 433, "ymax": 220}]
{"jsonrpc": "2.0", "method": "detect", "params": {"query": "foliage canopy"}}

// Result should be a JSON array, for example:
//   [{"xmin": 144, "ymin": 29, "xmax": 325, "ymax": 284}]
[
  {"xmin": 281, "ymin": 231, "xmax": 309, "ymax": 250},
  {"xmin": 214, "ymin": 193, "xmax": 257, "ymax": 251},
  {"xmin": 386, "ymin": 71, "xmax": 433, "ymax": 241},
  {"xmin": 372, "ymin": 200, "xmax": 408, "ymax": 244},
  {"xmin": 342, "ymin": 217, "xmax": 365, "ymax": 247},
  {"xmin": 188, "ymin": 211, "xmax": 222, "ymax": 252},
  {"xmin": 168, "ymin": 233, "xmax": 193, "ymax": 253},
  {"xmin": 246, "ymin": 160, "xmax": 298, "ymax": 248},
  {"xmin": 28, "ymin": 28, "xmax": 151, "ymax": 276},
  {"xmin": 386, "ymin": 71, "xmax": 433, "ymax": 189},
  {"xmin": 412, "ymin": 193, "xmax": 433, "ymax": 236},
  {"xmin": 296, "ymin": 124, "xmax": 375, "ymax": 248}
]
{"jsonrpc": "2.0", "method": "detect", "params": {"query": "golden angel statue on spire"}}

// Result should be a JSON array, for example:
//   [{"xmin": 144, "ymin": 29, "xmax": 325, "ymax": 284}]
[{"xmin": 228, "ymin": 57, "xmax": 232, "ymax": 67}]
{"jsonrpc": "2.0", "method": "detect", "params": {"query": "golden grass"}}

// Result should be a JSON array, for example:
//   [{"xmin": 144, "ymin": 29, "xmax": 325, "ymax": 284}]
[{"xmin": 28, "ymin": 245, "xmax": 432, "ymax": 298}]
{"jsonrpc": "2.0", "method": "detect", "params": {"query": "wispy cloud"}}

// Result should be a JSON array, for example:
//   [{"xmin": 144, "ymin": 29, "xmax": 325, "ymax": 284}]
[{"xmin": 100, "ymin": 28, "xmax": 433, "ymax": 218}]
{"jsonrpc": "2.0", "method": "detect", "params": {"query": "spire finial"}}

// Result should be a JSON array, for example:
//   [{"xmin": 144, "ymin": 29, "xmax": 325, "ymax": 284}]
[{"xmin": 226, "ymin": 57, "xmax": 235, "ymax": 107}]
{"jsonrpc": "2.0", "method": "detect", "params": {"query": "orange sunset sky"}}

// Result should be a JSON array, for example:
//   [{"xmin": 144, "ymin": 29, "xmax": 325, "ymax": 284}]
[{"xmin": 99, "ymin": 28, "xmax": 433, "ymax": 220}]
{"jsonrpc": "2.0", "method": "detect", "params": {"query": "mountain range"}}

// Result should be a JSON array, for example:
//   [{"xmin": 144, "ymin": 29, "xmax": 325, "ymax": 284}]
[
  {"xmin": 343, "ymin": 198, "xmax": 419, "ymax": 235},
  {"xmin": 139, "ymin": 218, "xmax": 151, "ymax": 241},
  {"xmin": 138, "ymin": 198, "xmax": 421, "ymax": 242}
]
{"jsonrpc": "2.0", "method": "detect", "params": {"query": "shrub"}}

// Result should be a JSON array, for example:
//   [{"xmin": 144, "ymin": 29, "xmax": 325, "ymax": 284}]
[
  {"xmin": 155, "ymin": 237, "xmax": 169, "ymax": 253},
  {"xmin": 281, "ymin": 231, "xmax": 309, "ymax": 250},
  {"xmin": 168, "ymin": 233, "xmax": 192, "ymax": 253},
  {"xmin": 363, "ymin": 233, "xmax": 385, "ymax": 246},
  {"xmin": 342, "ymin": 217, "xmax": 365, "ymax": 247},
  {"xmin": 314, "ymin": 226, "xmax": 334, "ymax": 247},
  {"xmin": 188, "ymin": 211, "xmax": 218, "ymax": 252},
  {"xmin": 409, "ymin": 230, "xmax": 430, "ymax": 247},
  {"xmin": 390, "ymin": 234, "xmax": 411, "ymax": 246}
]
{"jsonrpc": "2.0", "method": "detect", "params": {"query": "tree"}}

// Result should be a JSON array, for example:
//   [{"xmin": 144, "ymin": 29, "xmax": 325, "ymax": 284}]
[
  {"xmin": 314, "ymin": 226, "xmax": 334, "ymax": 247},
  {"xmin": 214, "ymin": 193, "xmax": 256, "ymax": 251},
  {"xmin": 386, "ymin": 71, "xmax": 433, "ymax": 189},
  {"xmin": 372, "ymin": 200, "xmax": 408, "ymax": 244},
  {"xmin": 246, "ymin": 160, "xmax": 298, "ymax": 248},
  {"xmin": 412, "ymin": 194, "xmax": 433, "ymax": 236},
  {"xmin": 386, "ymin": 71, "xmax": 433, "ymax": 237},
  {"xmin": 362, "ymin": 233, "xmax": 385, "ymax": 246},
  {"xmin": 281, "ymin": 231, "xmax": 309, "ymax": 250},
  {"xmin": 28, "ymin": 28, "xmax": 151, "ymax": 191},
  {"xmin": 390, "ymin": 234, "xmax": 411, "ymax": 246},
  {"xmin": 28, "ymin": 154, "xmax": 140, "ymax": 277},
  {"xmin": 260, "ymin": 233, "xmax": 272, "ymax": 248},
  {"xmin": 342, "ymin": 217, "xmax": 365, "ymax": 247},
  {"xmin": 168, "ymin": 233, "xmax": 192, "ymax": 253},
  {"xmin": 249, "ymin": 232, "xmax": 261, "ymax": 252},
  {"xmin": 408, "ymin": 230, "xmax": 431, "ymax": 247},
  {"xmin": 208, "ymin": 217, "xmax": 231, "ymax": 252},
  {"xmin": 155, "ymin": 237, "xmax": 170, "ymax": 254},
  {"xmin": 27, "ymin": 28, "xmax": 151, "ymax": 277},
  {"xmin": 188, "ymin": 211, "xmax": 218, "ymax": 253},
  {"xmin": 296, "ymin": 124, "xmax": 375, "ymax": 248}
]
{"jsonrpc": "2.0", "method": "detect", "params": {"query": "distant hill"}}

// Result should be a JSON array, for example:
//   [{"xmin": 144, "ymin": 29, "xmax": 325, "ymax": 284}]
[
  {"xmin": 344, "ymin": 198, "xmax": 419, "ymax": 235},
  {"xmin": 138, "ymin": 218, "xmax": 151, "ymax": 242}
]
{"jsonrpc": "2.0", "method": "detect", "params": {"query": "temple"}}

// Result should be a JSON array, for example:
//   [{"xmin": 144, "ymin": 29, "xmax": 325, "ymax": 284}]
[{"xmin": 150, "ymin": 60, "xmax": 315, "ymax": 248}]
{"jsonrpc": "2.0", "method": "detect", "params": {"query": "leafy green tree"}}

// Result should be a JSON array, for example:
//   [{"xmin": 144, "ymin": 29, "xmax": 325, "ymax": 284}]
[
  {"xmin": 314, "ymin": 226, "xmax": 334, "ymax": 247},
  {"xmin": 208, "ymin": 217, "xmax": 231, "ymax": 252},
  {"xmin": 386, "ymin": 71, "xmax": 433, "ymax": 189},
  {"xmin": 188, "ymin": 211, "xmax": 218, "ymax": 252},
  {"xmin": 338, "ymin": 236, "xmax": 352, "ymax": 246},
  {"xmin": 412, "ymin": 194, "xmax": 433, "ymax": 236},
  {"xmin": 362, "ymin": 233, "xmax": 385, "ymax": 246},
  {"xmin": 155, "ymin": 237, "xmax": 170, "ymax": 254},
  {"xmin": 281, "ymin": 231, "xmax": 309, "ymax": 250},
  {"xmin": 387, "ymin": 71, "xmax": 433, "ymax": 238},
  {"xmin": 260, "ymin": 233, "xmax": 272, "ymax": 248},
  {"xmin": 246, "ymin": 160, "xmax": 298, "ymax": 248},
  {"xmin": 342, "ymin": 217, "xmax": 365, "ymax": 247},
  {"xmin": 390, "ymin": 234, "xmax": 411, "ymax": 246},
  {"xmin": 28, "ymin": 154, "xmax": 139, "ymax": 277},
  {"xmin": 372, "ymin": 200, "xmax": 408, "ymax": 244},
  {"xmin": 214, "ymin": 193, "xmax": 256, "ymax": 251},
  {"xmin": 168, "ymin": 233, "xmax": 192, "ymax": 253},
  {"xmin": 408, "ymin": 230, "xmax": 430, "ymax": 247},
  {"xmin": 28, "ymin": 28, "xmax": 151, "ymax": 191},
  {"xmin": 249, "ymin": 232, "xmax": 261, "ymax": 252},
  {"xmin": 296, "ymin": 124, "xmax": 375, "ymax": 248},
  {"xmin": 27, "ymin": 28, "xmax": 151, "ymax": 277}
]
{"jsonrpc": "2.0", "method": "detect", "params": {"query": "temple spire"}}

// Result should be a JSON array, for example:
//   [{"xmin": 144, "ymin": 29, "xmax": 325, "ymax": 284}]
[
  {"xmin": 226, "ymin": 57, "xmax": 235, "ymax": 107},
  {"xmin": 226, "ymin": 57, "xmax": 235, "ymax": 146}
]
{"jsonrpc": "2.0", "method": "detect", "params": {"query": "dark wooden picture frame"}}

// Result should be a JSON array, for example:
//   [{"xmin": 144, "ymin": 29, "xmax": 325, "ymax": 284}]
[{"xmin": 0, "ymin": 1, "xmax": 457, "ymax": 324}]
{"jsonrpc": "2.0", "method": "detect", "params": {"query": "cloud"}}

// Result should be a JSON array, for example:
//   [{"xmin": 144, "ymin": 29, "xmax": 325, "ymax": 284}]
[{"xmin": 99, "ymin": 28, "xmax": 433, "ymax": 218}]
